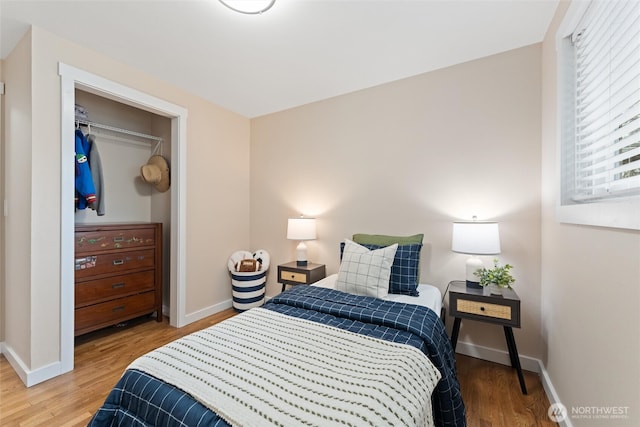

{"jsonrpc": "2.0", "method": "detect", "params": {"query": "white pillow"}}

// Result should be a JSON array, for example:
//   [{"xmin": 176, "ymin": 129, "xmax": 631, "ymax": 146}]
[{"xmin": 336, "ymin": 239, "xmax": 398, "ymax": 298}]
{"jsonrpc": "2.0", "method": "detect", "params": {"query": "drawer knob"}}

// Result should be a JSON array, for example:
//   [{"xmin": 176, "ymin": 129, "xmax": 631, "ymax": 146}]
[
  {"xmin": 480, "ymin": 306, "xmax": 485, "ymax": 311},
  {"xmin": 112, "ymin": 259, "xmax": 124, "ymax": 266}
]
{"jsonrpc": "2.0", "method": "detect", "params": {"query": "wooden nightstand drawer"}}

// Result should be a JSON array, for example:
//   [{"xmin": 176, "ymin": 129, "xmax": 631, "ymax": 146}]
[
  {"xmin": 456, "ymin": 299, "xmax": 512, "ymax": 320},
  {"xmin": 449, "ymin": 281, "xmax": 520, "ymax": 328},
  {"xmin": 280, "ymin": 270, "xmax": 307, "ymax": 283}
]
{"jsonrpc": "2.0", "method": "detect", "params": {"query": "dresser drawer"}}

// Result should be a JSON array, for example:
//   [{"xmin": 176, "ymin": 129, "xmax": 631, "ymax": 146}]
[
  {"xmin": 74, "ymin": 291, "xmax": 156, "ymax": 336},
  {"xmin": 75, "ymin": 249, "xmax": 155, "ymax": 280},
  {"xmin": 75, "ymin": 270, "xmax": 155, "ymax": 307},
  {"xmin": 75, "ymin": 227, "xmax": 156, "ymax": 253}
]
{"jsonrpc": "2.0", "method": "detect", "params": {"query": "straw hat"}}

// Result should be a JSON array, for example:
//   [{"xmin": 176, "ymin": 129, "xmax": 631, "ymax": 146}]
[{"xmin": 140, "ymin": 155, "xmax": 170, "ymax": 192}]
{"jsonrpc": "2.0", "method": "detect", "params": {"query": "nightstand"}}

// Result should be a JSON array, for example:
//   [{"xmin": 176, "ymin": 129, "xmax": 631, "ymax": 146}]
[
  {"xmin": 448, "ymin": 280, "xmax": 527, "ymax": 394},
  {"xmin": 278, "ymin": 262, "xmax": 326, "ymax": 292}
]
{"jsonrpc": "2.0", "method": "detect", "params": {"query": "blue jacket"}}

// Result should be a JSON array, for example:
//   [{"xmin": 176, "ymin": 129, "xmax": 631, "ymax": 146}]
[{"xmin": 75, "ymin": 129, "xmax": 96, "ymax": 209}]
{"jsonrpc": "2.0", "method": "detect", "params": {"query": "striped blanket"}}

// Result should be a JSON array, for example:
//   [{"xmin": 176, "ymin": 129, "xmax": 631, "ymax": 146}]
[{"xmin": 128, "ymin": 308, "xmax": 441, "ymax": 427}]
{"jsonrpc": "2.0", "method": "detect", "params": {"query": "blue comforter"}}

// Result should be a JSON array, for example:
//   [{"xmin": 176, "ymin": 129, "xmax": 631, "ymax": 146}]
[{"xmin": 89, "ymin": 286, "xmax": 466, "ymax": 426}]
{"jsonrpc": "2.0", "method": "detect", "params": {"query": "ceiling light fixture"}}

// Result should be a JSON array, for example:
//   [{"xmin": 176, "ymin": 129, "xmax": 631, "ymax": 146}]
[{"xmin": 219, "ymin": 0, "xmax": 276, "ymax": 15}]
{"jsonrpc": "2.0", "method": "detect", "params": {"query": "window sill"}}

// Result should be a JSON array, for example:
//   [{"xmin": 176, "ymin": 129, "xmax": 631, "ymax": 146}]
[{"xmin": 557, "ymin": 199, "xmax": 640, "ymax": 230}]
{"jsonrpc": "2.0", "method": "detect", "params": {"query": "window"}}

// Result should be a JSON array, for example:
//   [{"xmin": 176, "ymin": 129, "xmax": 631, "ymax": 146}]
[{"xmin": 557, "ymin": 0, "xmax": 640, "ymax": 230}]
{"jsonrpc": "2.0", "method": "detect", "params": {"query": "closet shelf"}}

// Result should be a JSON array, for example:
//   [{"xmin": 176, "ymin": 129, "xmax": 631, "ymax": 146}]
[{"xmin": 76, "ymin": 118, "xmax": 163, "ymax": 144}]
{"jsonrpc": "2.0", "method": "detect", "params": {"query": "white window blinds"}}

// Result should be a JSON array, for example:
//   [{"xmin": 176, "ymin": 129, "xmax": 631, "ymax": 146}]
[{"xmin": 571, "ymin": 0, "xmax": 640, "ymax": 202}]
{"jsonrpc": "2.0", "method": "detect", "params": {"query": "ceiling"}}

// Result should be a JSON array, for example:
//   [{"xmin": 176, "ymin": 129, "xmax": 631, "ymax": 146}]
[{"xmin": 0, "ymin": 0, "xmax": 559, "ymax": 118}]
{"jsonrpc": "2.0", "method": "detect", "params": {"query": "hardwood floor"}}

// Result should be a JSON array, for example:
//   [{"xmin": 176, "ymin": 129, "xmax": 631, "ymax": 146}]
[
  {"xmin": 1, "ymin": 310, "xmax": 555, "ymax": 426},
  {"xmin": 456, "ymin": 355, "xmax": 556, "ymax": 427}
]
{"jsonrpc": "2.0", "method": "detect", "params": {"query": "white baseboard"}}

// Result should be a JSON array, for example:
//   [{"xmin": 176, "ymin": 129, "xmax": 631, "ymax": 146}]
[
  {"xmin": 538, "ymin": 360, "xmax": 574, "ymax": 427},
  {"xmin": 182, "ymin": 299, "xmax": 234, "ymax": 324},
  {"xmin": 455, "ymin": 340, "xmax": 540, "ymax": 373},
  {"xmin": 457, "ymin": 341, "xmax": 572, "ymax": 426},
  {"xmin": 0, "ymin": 342, "xmax": 63, "ymax": 387}
]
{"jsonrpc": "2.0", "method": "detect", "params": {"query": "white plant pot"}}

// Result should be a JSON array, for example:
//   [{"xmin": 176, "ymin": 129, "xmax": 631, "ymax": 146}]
[{"xmin": 489, "ymin": 283, "xmax": 503, "ymax": 295}]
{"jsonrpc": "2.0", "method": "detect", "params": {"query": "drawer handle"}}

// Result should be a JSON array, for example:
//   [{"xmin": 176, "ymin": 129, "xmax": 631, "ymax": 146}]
[
  {"xmin": 113, "ymin": 236, "xmax": 124, "ymax": 242},
  {"xmin": 111, "ymin": 282, "xmax": 125, "ymax": 289},
  {"xmin": 112, "ymin": 305, "xmax": 125, "ymax": 312},
  {"xmin": 290, "ymin": 274, "xmax": 296, "ymax": 279},
  {"xmin": 480, "ymin": 306, "xmax": 485, "ymax": 311},
  {"xmin": 112, "ymin": 259, "xmax": 124, "ymax": 266}
]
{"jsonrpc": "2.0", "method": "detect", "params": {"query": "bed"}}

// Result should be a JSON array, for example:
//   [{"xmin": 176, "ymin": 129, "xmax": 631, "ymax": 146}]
[{"xmin": 89, "ymin": 238, "xmax": 466, "ymax": 427}]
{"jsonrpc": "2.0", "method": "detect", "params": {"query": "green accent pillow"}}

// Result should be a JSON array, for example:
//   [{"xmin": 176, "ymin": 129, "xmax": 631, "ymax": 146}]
[{"xmin": 352, "ymin": 233, "xmax": 424, "ymax": 246}]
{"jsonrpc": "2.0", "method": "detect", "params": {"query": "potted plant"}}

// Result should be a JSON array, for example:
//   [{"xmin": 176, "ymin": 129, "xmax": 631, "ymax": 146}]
[{"xmin": 474, "ymin": 259, "xmax": 515, "ymax": 295}]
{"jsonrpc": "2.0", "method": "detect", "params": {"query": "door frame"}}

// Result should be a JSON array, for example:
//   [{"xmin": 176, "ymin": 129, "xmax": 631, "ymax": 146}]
[{"xmin": 59, "ymin": 63, "xmax": 188, "ymax": 373}]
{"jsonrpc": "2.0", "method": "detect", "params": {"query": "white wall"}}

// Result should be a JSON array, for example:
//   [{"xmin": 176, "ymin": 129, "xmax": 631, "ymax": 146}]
[
  {"xmin": 541, "ymin": 1, "xmax": 640, "ymax": 425},
  {"xmin": 3, "ymin": 30, "xmax": 33, "ymax": 365},
  {"xmin": 0, "ymin": 59, "xmax": 5, "ymax": 344},
  {"xmin": 1, "ymin": 26, "xmax": 250, "ymax": 381},
  {"xmin": 250, "ymin": 44, "xmax": 544, "ymax": 360}
]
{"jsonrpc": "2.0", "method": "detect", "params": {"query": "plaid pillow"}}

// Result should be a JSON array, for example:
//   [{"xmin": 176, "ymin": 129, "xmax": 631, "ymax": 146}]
[
  {"xmin": 340, "ymin": 242, "xmax": 422, "ymax": 296},
  {"xmin": 336, "ymin": 240, "xmax": 398, "ymax": 298}
]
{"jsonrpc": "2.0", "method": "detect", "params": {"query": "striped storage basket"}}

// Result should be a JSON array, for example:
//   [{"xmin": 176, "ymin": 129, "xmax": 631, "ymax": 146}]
[{"xmin": 228, "ymin": 250, "xmax": 270, "ymax": 311}]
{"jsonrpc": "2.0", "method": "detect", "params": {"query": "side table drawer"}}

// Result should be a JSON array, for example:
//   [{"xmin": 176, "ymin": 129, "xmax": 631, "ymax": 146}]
[
  {"xmin": 449, "ymin": 287, "xmax": 520, "ymax": 328},
  {"xmin": 456, "ymin": 299, "xmax": 511, "ymax": 320},
  {"xmin": 280, "ymin": 270, "xmax": 307, "ymax": 283}
]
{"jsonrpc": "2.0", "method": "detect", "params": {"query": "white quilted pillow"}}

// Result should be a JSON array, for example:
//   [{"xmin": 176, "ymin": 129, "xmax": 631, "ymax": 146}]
[{"xmin": 336, "ymin": 239, "xmax": 398, "ymax": 298}]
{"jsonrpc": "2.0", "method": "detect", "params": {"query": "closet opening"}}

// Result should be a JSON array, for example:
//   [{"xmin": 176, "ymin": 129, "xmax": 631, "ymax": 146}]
[
  {"xmin": 59, "ymin": 63, "xmax": 188, "ymax": 375},
  {"xmin": 73, "ymin": 90, "xmax": 170, "ymax": 337}
]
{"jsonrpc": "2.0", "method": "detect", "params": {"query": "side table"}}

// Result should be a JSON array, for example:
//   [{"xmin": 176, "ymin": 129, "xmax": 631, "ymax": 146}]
[
  {"xmin": 448, "ymin": 280, "xmax": 527, "ymax": 394},
  {"xmin": 277, "ymin": 262, "xmax": 326, "ymax": 292}
]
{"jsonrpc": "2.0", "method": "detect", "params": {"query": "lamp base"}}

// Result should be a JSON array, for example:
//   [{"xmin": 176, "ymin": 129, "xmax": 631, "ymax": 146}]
[
  {"xmin": 466, "ymin": 280, "xmax": 482, "ymax": 289},
  {"xmin": 465, "ymin": 255, "xmax": 485, "ymax": 285},
  {"xmin": 295, "ymin": 241, "xmax": 308, "ymax": 267}
]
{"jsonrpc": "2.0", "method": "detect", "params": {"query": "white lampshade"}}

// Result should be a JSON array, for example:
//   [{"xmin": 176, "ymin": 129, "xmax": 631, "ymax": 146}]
[
  {"xmin": 219, "ymin": 0, "xmax": 275, "ymax": 14},
  {"xmin": 287, "ymin": 217, "xmax": 316, "ymax": 266},
  {"xmin": 451, "ymin": 221, "xmax": 501, "ymax": 255},
  {"xmin": 287, "ymin": 218, "xmax": 317, "ymax": 241},
  {"xmin": 452, "ymin": 220, "xmax": 500, "ymax": 286}
]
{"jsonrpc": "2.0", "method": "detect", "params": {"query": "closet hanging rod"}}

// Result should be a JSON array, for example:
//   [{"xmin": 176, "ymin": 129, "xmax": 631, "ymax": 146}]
[{"xmin": 76, "ymin": 118, "xmax": 163, "ymax": 143}]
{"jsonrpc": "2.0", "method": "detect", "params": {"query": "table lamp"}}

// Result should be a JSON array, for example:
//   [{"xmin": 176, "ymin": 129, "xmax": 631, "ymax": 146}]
[
  {"xmin": 287, "ymin": 217, "xmax": 317, "ymax": 266},
  {"xmin": 452, "ymin": 218, "xmax": 501, "ymax": 288}
]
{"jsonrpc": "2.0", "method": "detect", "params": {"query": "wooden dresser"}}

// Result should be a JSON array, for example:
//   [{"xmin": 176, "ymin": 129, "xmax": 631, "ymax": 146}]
[{"xmin": 74, "ymin": 222, "xmax": 163, "ymax": 336}]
